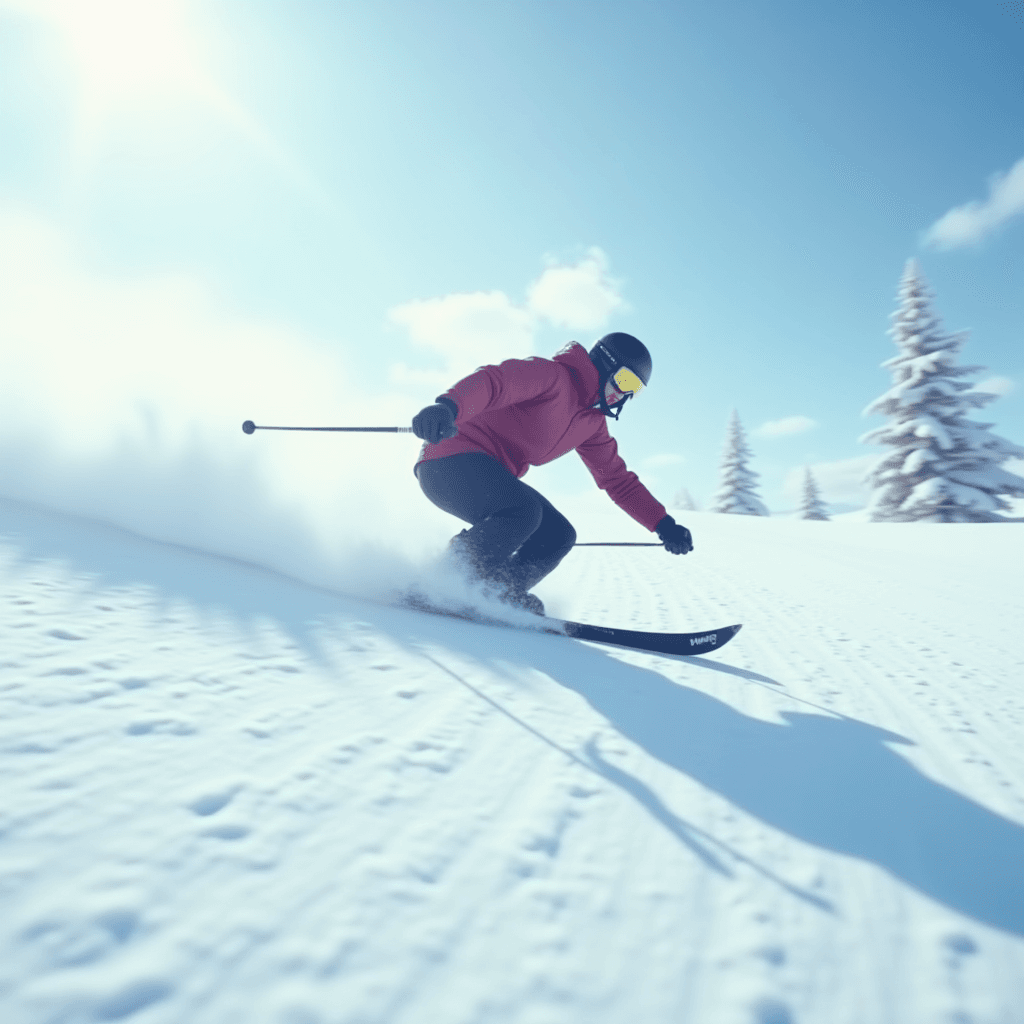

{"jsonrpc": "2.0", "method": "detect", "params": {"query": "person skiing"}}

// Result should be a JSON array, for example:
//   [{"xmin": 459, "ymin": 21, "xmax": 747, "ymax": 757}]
[{"xmin": 411, "ymin": 332, "xmax": 694, "ymax": 615}]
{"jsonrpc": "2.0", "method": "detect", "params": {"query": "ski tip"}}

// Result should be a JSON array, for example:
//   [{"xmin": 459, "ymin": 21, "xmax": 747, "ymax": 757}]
[
  {"xmin": 691, "ymin": 623, "xmax": 742, "ymax": 654},
  {"xmin": 682, "ymin": 623, "xmax": 743, "ymax": 655},
  {"xmin": 719, "ymin": 623, "xmax": 743, "ymax": 646}
]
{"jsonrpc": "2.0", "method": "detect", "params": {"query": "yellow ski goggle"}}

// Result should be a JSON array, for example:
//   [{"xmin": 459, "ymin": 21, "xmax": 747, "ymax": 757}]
[{"xmin": 612, "ymin": 365, "xmax": 645, "ymax": 396}]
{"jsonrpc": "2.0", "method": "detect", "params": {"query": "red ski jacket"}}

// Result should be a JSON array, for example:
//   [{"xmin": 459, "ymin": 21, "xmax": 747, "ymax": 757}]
[{"xmin": 415, "ymin": 342, "xmax": 667, "ymax": 532}]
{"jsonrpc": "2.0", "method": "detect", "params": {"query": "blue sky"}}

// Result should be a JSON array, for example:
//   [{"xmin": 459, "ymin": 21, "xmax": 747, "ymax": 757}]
[{"xmin": 1, "ymin": 0, "xmax": 1022, "ymax": 540}]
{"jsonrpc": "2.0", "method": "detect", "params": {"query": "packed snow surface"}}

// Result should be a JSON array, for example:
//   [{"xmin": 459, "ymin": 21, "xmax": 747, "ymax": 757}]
[{"xmin": 2, "ymin": 497, "xmax": 1023, "ymax": 1024}]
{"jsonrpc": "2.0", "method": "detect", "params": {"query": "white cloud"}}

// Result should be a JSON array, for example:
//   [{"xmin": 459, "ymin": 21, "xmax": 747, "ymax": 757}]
[
  {"xmin": 388, "ymin": 290, "xmax": 535, "ymax": 382},
  {"xmin": 0, "ymin": 208, "xmax": 347, "ymax": 456},
  {"xmin": 923, "ymin": 156, "xmax": 1024, "ymax": 249},
  {"xmin": 526, "ymin": 248, "xmax": 624, "ymax": 331},
  {"xmin": 753, "ymin": 415, "xmax": 817, "ymax": 439},
  {"xmin": 782, "ymin": 455, "xmax": 876, "ymax": 505},
  {"xmin": 972, "ymin": 376, "xmax": 1016, "ymax": 397},
  {"xmin": 388, "ymin": 248, "xmax": 627, "ymax": 381}
]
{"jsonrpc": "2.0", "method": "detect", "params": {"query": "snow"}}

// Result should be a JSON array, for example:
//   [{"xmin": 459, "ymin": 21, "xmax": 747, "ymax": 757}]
[
  {"xmin": 912, "ymin": 416, "xmax": 954, "ymax": 449},
  {"xmin": 2, "ymin": 496, "xmax": 1024, "ymax": 1024}
]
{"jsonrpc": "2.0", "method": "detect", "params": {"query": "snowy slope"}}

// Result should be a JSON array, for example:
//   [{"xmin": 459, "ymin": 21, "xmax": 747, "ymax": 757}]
[{"xmin": 2, "ymin": 497, "xmax": 1023, "ymax": 1024}]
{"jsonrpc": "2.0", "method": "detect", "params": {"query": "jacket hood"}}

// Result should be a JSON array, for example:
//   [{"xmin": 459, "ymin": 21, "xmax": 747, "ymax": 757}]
[{"xmin": 552, "ymin": 342, "xmax": 600, "ymax": 408}]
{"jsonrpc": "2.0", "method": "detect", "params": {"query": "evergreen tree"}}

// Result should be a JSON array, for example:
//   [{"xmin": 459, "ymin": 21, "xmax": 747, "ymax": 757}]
[
  {"xmin": 711, "ymin": 410, "xmax": 769, "ymax": 515},
  {"xmin": 799, "ymin": 467, "xmax": 830, "ymax": 520},
  {"xmin": 861, "ymin": 260, "xmax": 1024, "ymax": 522},
  {"xmin": 672, "ymin": 487, "xmax": 699, "ymax": 511}
]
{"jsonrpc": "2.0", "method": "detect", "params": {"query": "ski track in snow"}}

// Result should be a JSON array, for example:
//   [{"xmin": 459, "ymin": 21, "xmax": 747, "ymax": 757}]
[{"xmin": 1, "ymin": 498, "xmax": 1023, "ymax": 1024}]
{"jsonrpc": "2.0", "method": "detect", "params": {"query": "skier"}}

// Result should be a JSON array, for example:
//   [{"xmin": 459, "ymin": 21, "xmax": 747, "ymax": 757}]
[{"xmin": 411, "ymin": 333, "xmax": 694, "ymax": 615}]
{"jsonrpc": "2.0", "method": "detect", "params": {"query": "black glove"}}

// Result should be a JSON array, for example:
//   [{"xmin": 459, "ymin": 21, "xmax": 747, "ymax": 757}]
[
  {"xmin": 655, "ymin": 515, "xmax": 694, "ymax": 555},
  {"xmin": 412, "ymin": 398, "xmax": 458, "ymax": 443}
]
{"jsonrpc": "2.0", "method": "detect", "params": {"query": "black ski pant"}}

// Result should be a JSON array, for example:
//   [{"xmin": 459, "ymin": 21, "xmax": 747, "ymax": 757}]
[{"xmin": 415, "ymin": 452, "xmax": 576, "ymax": 594}]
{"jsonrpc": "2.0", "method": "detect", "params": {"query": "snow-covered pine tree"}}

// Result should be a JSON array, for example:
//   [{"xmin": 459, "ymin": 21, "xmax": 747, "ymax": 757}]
[
  {"xmin": 799, "ymin": 467, "xmax": 830, "ymax": 520},
  {"xmin": 861, "ymin": 260, "xmax": 1024, "ymax": 522},
  {"xmin": 711, "ymin": 410, "xmax": 769, "ymax": 515},
  {"xmin": 672, "ymin": 487, "xmax": 699, "ymax": 511}
]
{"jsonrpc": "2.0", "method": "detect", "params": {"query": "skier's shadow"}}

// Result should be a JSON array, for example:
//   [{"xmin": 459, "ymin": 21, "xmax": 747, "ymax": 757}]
[
  {"xmin": 518, "ymin": 634, "xmax": 1024, "ymax": 939},
  {"xmin": 6, "ymin": 498, "xmax": 1021, "ymax": 937}
]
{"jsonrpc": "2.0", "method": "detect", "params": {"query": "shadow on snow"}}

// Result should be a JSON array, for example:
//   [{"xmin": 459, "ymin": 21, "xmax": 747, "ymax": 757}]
[{"xmin": 4, "ymin": 496, "xmax": 1022, "ymax": 939}]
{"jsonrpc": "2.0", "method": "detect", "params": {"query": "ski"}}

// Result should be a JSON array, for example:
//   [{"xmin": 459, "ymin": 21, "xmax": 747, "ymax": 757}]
[
  {"xmin": 559, "ymin": 618, "xmax": 742, "ymax": 656},
  {"xmin": 398, "ymin": 594, "xmax": 741, "ymax": 656}
]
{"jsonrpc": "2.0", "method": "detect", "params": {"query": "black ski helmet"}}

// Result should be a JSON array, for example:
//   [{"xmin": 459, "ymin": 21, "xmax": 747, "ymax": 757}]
[{"xmin": 589, "ymin": 332, "xmax": 652, "ymax": 419}]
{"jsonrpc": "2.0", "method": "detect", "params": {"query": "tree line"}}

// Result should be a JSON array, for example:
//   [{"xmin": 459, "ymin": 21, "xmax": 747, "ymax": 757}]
[{"xmin": 682, "ymin": 260, "xmax": 1024, "ymax": 522}]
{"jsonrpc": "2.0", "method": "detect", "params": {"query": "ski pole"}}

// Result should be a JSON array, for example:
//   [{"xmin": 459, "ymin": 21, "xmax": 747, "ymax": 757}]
[
  {"xmin": 573, "ymin": 542, "xmax": 664, "ymax": 547},
  {"xmin": 242, "ymin": 420, "xmax": 414, "ymax": 434}
]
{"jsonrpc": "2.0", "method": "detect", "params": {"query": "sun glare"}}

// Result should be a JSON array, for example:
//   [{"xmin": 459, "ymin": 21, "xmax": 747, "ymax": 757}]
[
  {"xmin": 44, "ymin": 0, "xmax": 200, "ymax": 102},
  {"xmin": 7, "ymin": 0, "xmax": 333, "ymax": 206}
]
